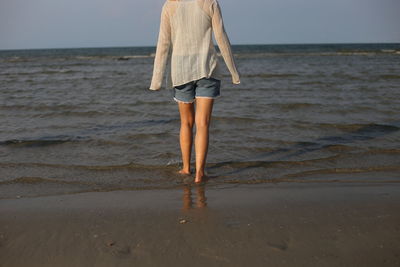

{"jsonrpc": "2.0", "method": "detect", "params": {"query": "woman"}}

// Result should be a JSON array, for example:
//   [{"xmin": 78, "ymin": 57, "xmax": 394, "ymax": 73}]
[{"xmin": 149, "ymin": 0, "xmax": 240, "ymax": 183}]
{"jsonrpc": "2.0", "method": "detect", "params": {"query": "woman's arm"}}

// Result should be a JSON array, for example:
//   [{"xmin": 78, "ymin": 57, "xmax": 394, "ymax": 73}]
[
  {"xmin": 211, "ymin": 0, "xmax": 240, "ymax": 84},
  {"xmin": 149, "ymin": 4, "xmax": 172, "ymax": 90}
]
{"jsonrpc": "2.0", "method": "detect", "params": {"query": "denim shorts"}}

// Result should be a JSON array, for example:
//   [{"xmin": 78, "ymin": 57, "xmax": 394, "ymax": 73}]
[{"xmin": 173, "ymin": 77, "xmax": 221, "ymax": 103}]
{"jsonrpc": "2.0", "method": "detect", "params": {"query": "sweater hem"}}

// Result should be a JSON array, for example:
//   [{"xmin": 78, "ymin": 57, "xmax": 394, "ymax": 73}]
[{"xmin": 171, "ymin": 67, "xmax": 223, "ymax": 88}]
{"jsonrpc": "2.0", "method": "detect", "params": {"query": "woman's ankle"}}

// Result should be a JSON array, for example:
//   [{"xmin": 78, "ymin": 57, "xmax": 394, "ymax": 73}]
[
  {"xmin": 195, "ymin": 171, "xmax": 205, "ymax": 182},
  {"xmin": 179, "ymin": 166, "xmax": 191, "ymax": 174}
]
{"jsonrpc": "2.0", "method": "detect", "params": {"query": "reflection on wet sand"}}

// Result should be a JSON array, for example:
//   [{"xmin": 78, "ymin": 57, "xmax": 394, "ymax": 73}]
[{"xmin": 182, "ymin": 184, "xmax": 207, "ymax": 211}]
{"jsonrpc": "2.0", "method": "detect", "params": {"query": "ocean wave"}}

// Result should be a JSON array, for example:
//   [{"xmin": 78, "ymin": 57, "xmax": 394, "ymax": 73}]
[
  {"xmin": 320, "ymin": 144, "xmax": 356, "ymax": 152},
  {"xmin": 1, "ymin": 148, "xmax": 399, "ymax": 199},
  {"xmin": 75, "ymin": 55, "xmax": 152, "ymax": 60},
  {"xmin": 29, "ymin": 110, "xmax": 109, "ymax": 118},
  {"xmin": 315, "ymin": 122, "xmax": 400, "ymax": 133},
  {"xmin": 0, "ymin": 161, "xmax": 171, "ymax": 171},
  {"xmin": 0, "ymin": 104, "xmax": 81, "ymax": 111},
  {"xmin": 235, "ymin": 50, "xmax": 400, "ymax": 58},
  {"xmin": 0, "ymin": 176, "xmax": 86, "ymax": 185},
  {"xmin": 0, "ymin": 137, "xmax": 84, "ymax": 147},
  {"xmin": 0, "ymin": 54, "xmax": 153, "ymax": 63},
  {"xmin": 122, "ymin": 132, "xmax": 174, "ymax": 141},
  {"xmin": 2, "ymin": 157, "xmax": 399, "ymax": 178},
  {"xmin": 2, "ymin": 57, "xmax": 33, "ymax": 63},
  {"xmin": 1, "ymin": 148, "xmax": 389, "ymax": 173},
  {"xmin": 274, "ymin": 102, "xmax": 322, "ymax": 110},
  {"xmin": 42, "ymin": 69, "xmax": 78, "ymax": 75},
  {"xmin": 1, "ymin": 164, "xmax": 399, "ymax": 199},
  {"xmin": 381, "ymin": 49, "xmax": 399, "ymax": 53},
  {"xmin": 213, "ymin": 116, "xmax": 261, "ymax": 123},
  {"xmin": 223, "ymin": 178, "xmax": 400, "ymax": 185},
  {"xmin": 134, "ymin": 100, "xmax": 172, "ymax": 106},
  {"xmin": 0, "ymin": 69, "xmax": 79, "ymax": 76},
  {"xmin": 243, "ymin": 73, "xmax": 299, "ymax": 78},
  {"xmin": 280, "ymin": 165, "xmax": 400, "ymax": 179},
  {"xmin": 379, "ymin": 75, "xmax": 400, "ymax": 79}
]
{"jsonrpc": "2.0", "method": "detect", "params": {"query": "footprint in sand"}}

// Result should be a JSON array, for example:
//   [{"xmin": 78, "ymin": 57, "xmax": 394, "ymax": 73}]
[{"xmin": 267, "ymin": 240, "xmax": 289, "ymax": 251}]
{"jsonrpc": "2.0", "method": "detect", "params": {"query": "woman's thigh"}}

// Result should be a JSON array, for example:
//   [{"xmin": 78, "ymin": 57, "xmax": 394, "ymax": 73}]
[{"xmin": 195, "ymin": 98, "xmax": 214, "ymax": 126}]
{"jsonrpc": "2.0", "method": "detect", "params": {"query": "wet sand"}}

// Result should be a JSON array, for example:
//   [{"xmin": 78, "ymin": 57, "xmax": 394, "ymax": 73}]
[{"xmin": 1, "ymin": 182, "xmax": 400, "ymax": 267}]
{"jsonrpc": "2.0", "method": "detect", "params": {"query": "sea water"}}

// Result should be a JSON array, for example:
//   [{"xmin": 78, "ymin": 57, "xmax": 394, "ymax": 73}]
[{"xmin": 1, "ymin": 43, "xmax": 399, "ymax": 198}]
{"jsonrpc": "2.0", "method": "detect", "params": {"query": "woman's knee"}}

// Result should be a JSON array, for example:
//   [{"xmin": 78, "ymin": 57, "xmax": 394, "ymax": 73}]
[
  {"xmin": 178, "ymin": 103, "xmax": 195, "ymax": 128},
  {"xmin": 194, "ymin": 98, "xmax": 213, "ymax": 129},
  {"xmin": 181, "ymin": 118, "xmax": 194, "ymax": 129},
  {"xmin": 195, "ymin": 118, "xmax": 210, "ymax": 129}
]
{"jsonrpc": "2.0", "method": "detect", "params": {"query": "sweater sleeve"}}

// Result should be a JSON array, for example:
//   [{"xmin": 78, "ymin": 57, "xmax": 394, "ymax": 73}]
[
  {"xmin": 211, "ymin": 0, "xmax": 240, "ymax": 84},
  {"xmin": 149, "ymin": 4, "xmax": 172, "ymax": 90}
]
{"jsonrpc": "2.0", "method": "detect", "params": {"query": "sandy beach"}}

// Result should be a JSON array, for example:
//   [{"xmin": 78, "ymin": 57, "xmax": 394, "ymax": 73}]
[{"xmin": 1, "ymin": 182, "xmax": 399, "ymax": 267}]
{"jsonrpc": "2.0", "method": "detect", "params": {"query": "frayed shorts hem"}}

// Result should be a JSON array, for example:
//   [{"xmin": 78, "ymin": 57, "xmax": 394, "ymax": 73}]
[
  {"xmin": 173, "ymin": 97, "xmax": 195, "ymax": 104},
  {"xmin": 195, "ymin": 95, "xmax": 221, "ymax": 100},
  {"xmin": 173, "ymin": 95, "xmax": 221, "ymax": 104}
]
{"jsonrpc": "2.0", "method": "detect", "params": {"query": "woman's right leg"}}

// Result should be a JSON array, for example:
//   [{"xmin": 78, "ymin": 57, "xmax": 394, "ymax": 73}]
[
  {"xmin": 178, "ymin": 102, "xmax": 195, "ymax": 174},
  {"xmin": 194, "ymin": 98, "xmax": 214, "ymax": 183}
]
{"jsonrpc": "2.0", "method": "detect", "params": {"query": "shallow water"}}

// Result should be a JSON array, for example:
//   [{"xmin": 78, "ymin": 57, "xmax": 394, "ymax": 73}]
[{"xmin": 1, "ymin": 44, "xmax": 400, "ymax": 198}]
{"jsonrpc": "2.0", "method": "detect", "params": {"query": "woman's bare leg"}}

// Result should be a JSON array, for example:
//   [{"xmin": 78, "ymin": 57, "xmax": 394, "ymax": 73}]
[
  {"xmin": 178, "ymin": 102, "xmax": 195, "ymax": 174},
  {"xmin": 194, "ymin": 98, "xmax": 214, "ymax": 183}
]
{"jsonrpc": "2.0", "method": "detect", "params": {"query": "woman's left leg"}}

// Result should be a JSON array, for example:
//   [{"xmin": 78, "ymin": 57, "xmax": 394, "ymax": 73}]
[{"xmin": 178, "ymin": 102, "xmax": 195, "ymax": 174}]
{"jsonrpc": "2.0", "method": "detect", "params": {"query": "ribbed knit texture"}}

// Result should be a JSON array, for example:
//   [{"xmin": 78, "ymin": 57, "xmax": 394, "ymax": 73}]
[{"xmin": 149, "ymin": 0, "xmax": 241, "ymax": 90}]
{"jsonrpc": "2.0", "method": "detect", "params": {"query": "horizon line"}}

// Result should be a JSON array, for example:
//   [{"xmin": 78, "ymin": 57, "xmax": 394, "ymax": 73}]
[{"xmin": 1, "ymin": 41, "xmax": 400, "ymax": 52}]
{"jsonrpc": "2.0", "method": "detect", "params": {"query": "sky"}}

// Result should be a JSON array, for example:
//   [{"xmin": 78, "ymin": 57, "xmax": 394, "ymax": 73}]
[{"xmin": 0, "ymin": 0, "xmax": 399, "ymax": 50}]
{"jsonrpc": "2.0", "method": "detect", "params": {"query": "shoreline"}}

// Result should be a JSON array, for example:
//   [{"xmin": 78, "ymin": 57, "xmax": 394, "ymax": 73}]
[{"xmin": 1, "ymin": 182, "xmax": 400, "ymax": 266}]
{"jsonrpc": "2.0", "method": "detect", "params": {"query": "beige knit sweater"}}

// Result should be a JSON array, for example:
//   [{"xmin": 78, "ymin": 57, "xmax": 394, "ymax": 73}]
[{"xmin": 149, "ymin": 0, "xmax": 241, "ymax": 90}]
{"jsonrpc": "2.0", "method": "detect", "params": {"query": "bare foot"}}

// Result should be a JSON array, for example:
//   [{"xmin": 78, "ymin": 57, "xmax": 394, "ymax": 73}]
[
  {"xmin": 195, "ymin": 173, "xmax": 205, "ymax": 183},
  {"xmin": 179, "ymin": 169, "xmax": 191, "ymax": 175}
]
